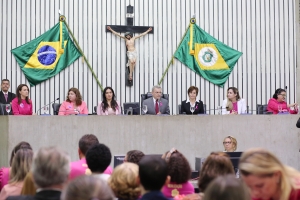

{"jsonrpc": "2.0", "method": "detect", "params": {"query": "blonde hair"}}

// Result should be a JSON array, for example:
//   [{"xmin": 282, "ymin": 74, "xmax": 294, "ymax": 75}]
[
  {"xmin": 239, "ymin": 148, "xmax": 300, "ymax": 200},
  {"xmin": 10, "ymin": 148, "xmax": 33, "ymax": 183},
  {"xmin": 223, "ymin": 136, "xmax": 237, "ymax": 151},
  {"xmin": 21, "ymin": 172, "xmax": 36, "ymax": 195},
  {"xmin": 108, "ymin": 163, "xmax": 141, "ymax": 200}
]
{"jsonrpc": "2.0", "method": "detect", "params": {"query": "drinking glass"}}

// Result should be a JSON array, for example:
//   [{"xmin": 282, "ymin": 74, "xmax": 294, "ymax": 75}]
[
  {"xmin": 278, "ymin": 105, "xmax": 282, "ymax": 113},
  {"xmin": 43, "ymin": 106, "xmax": 49, "ymax": 114},
  {"xmin": 142, "ymin": 105, "xmax": 148, "ymax": 114},
  {"xmin": 190, "ymin": 106, "xmax": 195, "ymax": 115},
  {"xmin": 217, "ymin": 106, "xmax": 222, "ymax": 115},
  {"xmin": 5, "ymin": 104, "xmax": 11, "ymax": 115}
]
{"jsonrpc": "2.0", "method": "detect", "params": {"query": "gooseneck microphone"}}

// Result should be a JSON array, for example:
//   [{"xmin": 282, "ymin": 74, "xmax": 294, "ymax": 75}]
[{"xmin": 36, "ymin": 98, "xmax": 60, "ymax": 115}]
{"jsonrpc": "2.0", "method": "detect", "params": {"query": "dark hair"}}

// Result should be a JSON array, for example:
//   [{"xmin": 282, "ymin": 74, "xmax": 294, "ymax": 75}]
[
  {"xmin": 86, "ymin": 143, "xmax": 112, "ymax": 173},
  {"xmin": 198, "ymin": 152, "xmax": 235, "ymax": 192},
  {"xmin": 126, "ymin": 150, "xmax": 145, "ymax": 164},
  {"xmin": 187, "ymin": 86, "xmax": 199, "ymax": 96},
  {"xmin": 162, "ymin": 149, "xmax": 191, "ymax": 183},
  {"xmin": 10, "ymin": 141, "xmax": 32, "ymax": 166},
  {"xmin": 16, "ymin": 84, "xmax": 30, "ymax": 104},
  {"xmin": 125, "ymin": 32, "xmax": 133, "ymax": 38},
  {"xmin": 1, "ymin": 79, "xmax": 10, "ymax": 84},
  {"xmin": 101, "ymin": 87, "xmax": 118, "ymax": 112},
  {"xmin": 273, "ymin": 88, "xmax": 286, "ymax": 99},
  {"xmin": 78, "ymin": 134, "xmax": 99, "ymax": 155},
  {"xmin": 203, "ymin": 175, "xmax": 250, "ymax": 200},
  {"xmin": 66, "ymin": 87, "xmax": 82, "ymax": 106},
  {"xmin": 138, "ymin": 155, "xmax": 168, "ymax": 191},
  {"xmin": 227, "ymin": 87, "xmax": 241, "ymax": 101}
]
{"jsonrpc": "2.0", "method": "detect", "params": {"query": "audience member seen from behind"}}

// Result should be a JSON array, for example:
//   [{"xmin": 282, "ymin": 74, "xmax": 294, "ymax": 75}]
[
  {"xmin": 69, "ymin": 134, "xmax": 112, "ymax": 180},
  {"xmin": 7, "ymin": 146, "xmax": 70, "ymax": 200},
  {"xmin": 203, "ymin": 175, "xmax": 250, "ymax": 200},
  {"xmin": 267, "ymin": 88, "xmax": 298, "ymax": 114},
  {"xmin": 0, "ymin": 149, "xmax": 33, "ymax": 199},
  {"xmin": 124, "ymin": 150, "xmax": 145, "ymax": 164},
  {"xmin": 223, "ymin": 136, "xmax": 237, "ymax": 152},
  {"xmin": 62, "ymin": 175, "xmax": 115, "ymax": 200},
  {"xmin": 138, "ymin": 156, "xmax": 170, "ymax": 200},
  {"xmin": 86, "ymin": 143, "xmax": 112, "ymax": 181},
  {"xmin": 183, "ymin": 152, "xmax": 235, "ymax": 200},
  {"xmin": 0, "ymin": 141, "xmax": 32, "ymax": 191},
  {"xmin": 58, "ymin": 87, "xmax": 88, "ymax": 115},
  {"xmin": 239, "ymin": 148, "xmax": 300, "ymax": 200},
  {"xmin": 161, "ymin": 148, "xmax": 194, "ymax": 198},
  {"xmin": 181, "ymin": 86, "xmax": 204, "ymax": 115},
  {"xmin": 12, "ymin": 84, "xmax": 33, "ymax": 115},
  {"xmin": 109, "ymin": 163, "xmax": 141, "ymax": 200},
  {"xmin": 0, "ymin": 79, "xmax": 16, "ymax": 115},
  {"xmin": 222, "ymin": 87, "xmax": 246, "ymax": 115},
  {"xmin": 97, "ymin": 86, "xmax": 121, "ymax": 115},
  {"xmin": 142, "ymin": 85, "xmax": 170, "ymax": 115}
]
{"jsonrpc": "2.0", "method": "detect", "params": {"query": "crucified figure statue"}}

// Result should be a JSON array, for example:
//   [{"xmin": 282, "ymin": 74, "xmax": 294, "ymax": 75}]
[{"xmin": 107, "ymin": 26, "xmax": 152, "ymax": 81}]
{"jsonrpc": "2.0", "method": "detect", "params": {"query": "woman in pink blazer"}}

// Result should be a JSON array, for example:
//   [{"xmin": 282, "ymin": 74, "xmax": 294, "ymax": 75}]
[
  {"xmin": 58, "ymin": 88, "xmax": 88, "ymax": 115},
  {"xmin": 97, "ymin": 87, "xmax": 121, "ymax": 115},
  {"xmin": 12, "ymin": 84, "xmax": 33, "ymax": 115}
]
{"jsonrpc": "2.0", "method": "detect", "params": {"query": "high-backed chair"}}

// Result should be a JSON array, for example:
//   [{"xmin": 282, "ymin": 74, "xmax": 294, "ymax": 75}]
[
  {"xmin": 52, "ymin": 103, "xmax": 61, "ymax": 115},
  {"xmin": 0, "ymin": 104, "xmax": 6, "ymax": 115},
  {"xmin": 256, "ymin": 104, "xmax": 269, "ymax": 114},
  {"xmin": 140, "ymin": 92, "xmax": 169, "ymax": 107}
]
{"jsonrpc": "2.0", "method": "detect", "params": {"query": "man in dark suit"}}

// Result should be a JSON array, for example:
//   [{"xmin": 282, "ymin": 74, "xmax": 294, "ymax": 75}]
[
  {"xmin": 0, "ymin": 79, "xmax": 16, "ymax": 115},
  {"xmin": 7, "ymin": 146, "xmax": 70, "ymax": 200},
  {"xmin": 142, "ymin": 85, "xmax": 170, "ymax": 115},
  {"xmin": 138, "ymin": 156, "xmax": 170, "ymax": 200}
]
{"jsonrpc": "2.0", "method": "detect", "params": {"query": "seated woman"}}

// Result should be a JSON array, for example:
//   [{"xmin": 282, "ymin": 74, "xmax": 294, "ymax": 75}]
[
  {"xmin": 97, "ymin": 87, "xmax": 121, "ymax": 115},
  {"xmin": 222, "ymin": 87, "xmax": 246, "ymax": 115},
  {"xmin": 162, "ymin": 148, "xmax": 194, "ymax": 198},
  {"xmin": 223, "ymin": 136, "xmax": 237, "ymax": 152},
  {"xmin": 0, "ymin": 141, "xmax": 32, "ymax": 191},
  {"xmin": 0, "ymin": 148, "xmax": 33, "ymax": 199},
  {"xmin": 181, "ymin": 86, "xmax": 204, "ymax": 115},
  {"xmin": 267, "ymin": 88, "xmax": 298, "ymax": 114},
  {"xmin": 239, "ymin": 148, "xmax": 300, "ymax": 200},
  {"xmin": 12, "ymin": 84, "xmax": 32, "ymax": 115},
  {"xmin": 59, "ymin": 88, "xmax": 88, "ymax": 115},
  {"xmin": 108, "ymin": 163, "xmax": 141, "ymax": 200}
]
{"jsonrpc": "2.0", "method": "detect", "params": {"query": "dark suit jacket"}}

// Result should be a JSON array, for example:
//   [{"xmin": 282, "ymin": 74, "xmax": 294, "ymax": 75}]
[
  {"xmin": 0, "ymin": 91, "xmax": 16, "ymax": 115},
  {"xmin": 7, "ymin": 190, "xmax": 61, "ymax": 200},
  {"xmin": 140, "ymin": 191, "xmax": 169, "ymax": 200},
  {"xmin": 142, "ymin": 97, "xmax": 170, "ymax": 115},
  {"xmin": 296, "ymin": 118, "xmax": 300, "ymax": 128},
  {"xmin": 181, "ymin": 100, "xmax": 204, "ymax": 114}
]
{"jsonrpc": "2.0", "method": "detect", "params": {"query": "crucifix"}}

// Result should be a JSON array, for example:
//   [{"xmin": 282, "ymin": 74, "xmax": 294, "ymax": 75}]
[{"xmin": 106, "ymin": 4, "xmax": 154, "ymax": 86}]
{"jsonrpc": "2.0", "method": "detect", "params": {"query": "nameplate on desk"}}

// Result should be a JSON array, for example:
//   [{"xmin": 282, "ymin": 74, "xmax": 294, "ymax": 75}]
[
  {"xmin": 77, "ymin": 114, "xmax": 88, "ymax": 116},
  {"xmin": 40, "ymin": 114, "xmax": 51, "ymax": 116},
  {"xmin": 240, "ymin": 113, "xmax": 253, "ymax": 115},
  {"xmin": 197, "ymin": 114, "xmax": 208, "ymax": 116}
]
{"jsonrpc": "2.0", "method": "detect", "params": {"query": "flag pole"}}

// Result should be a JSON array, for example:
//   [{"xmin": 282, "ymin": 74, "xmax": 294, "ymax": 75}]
[
  {"xmin": 59, "ymin": 15, "xmax": 104, "ymax": 91},
  {"xmin": 158, "ymin": 25, "xmax": 190, "ymax": 85}
]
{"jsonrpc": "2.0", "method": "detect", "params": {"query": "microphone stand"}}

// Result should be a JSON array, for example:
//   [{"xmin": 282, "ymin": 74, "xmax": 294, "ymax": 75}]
[{"xmin": 36, "ymin": 98, "xmax": 60, "ymax": 115}]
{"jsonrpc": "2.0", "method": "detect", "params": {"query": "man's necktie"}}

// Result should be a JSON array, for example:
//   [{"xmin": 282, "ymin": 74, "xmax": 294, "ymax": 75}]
[
  {"xmin": 4, "ymin": 94, "xmax": 8, "ymax": 102},
  {"xmin": 155, "ymin": 99, "xmax": 159, "ymax": 114}
]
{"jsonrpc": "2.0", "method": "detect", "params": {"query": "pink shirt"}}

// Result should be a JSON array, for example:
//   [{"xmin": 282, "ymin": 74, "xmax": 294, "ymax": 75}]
[
  {"xmin": 230, "ymin": 102, "xmax": 238, "ymax": 113},
  {"xmin": 58, "ymin": 101, "xmax": 88, "ymax": 115},
  {"xmin": 69, "ymin": 158, "xmax": 113, "ymax": 180},
  {"xmin": 97, "ymin": 101, "xmax": 121, "ymax": 115},
  {"xmin": 162, "ymin": 181, "xmax": 194, "ymax": 198},
  {"xmin": 0, "ymin": 167, "xmax": 10, "ymax": 191},
  {"xmin": 12, "ymin": 98, "xmax": 32, "ymax": 115},
  {"xmin": 267, "ymin": 98, "xmax": 298, "ymax": 114}
]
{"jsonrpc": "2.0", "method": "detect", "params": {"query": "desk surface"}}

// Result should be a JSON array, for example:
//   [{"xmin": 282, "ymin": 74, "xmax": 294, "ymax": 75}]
[{"xmin": 0, "ymin": 115, "xmax": 299, "ymax": 170}]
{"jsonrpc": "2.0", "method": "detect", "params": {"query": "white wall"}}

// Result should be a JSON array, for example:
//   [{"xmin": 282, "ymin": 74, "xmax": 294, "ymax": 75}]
[{"xmin": 0, "ymin": 0, "xmax": 297, "ymax": 115}]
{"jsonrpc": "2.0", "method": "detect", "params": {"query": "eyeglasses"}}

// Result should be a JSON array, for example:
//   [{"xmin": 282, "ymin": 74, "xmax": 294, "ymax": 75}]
[
  {"xmin": 223, "ymin": 141, "xmax": 232, "ymax": 144},
  {"xmin": 278, "ymin": 94, "xmax": 286, "ymax": 97}
]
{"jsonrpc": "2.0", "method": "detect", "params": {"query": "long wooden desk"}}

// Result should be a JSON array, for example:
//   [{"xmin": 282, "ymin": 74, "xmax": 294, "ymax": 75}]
[{"xmin": 0, "ymin": 115, "xmax": 299, "ymax": 170}]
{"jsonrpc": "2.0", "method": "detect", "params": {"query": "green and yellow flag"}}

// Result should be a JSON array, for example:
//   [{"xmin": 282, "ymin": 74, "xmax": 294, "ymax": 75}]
[
  {"xmin": 11, "ymin": 21, "xmax": 81, "ymax": 86},
  {"xmin": 174, "ymin": 18, "xmax": 242, "ymax": 87}
]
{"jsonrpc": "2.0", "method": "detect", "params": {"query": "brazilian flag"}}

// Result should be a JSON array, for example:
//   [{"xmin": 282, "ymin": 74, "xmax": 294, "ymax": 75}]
[
  {"xmin": 11, "ymin": 21, "xmax": 81, "ymax": 86},
  {"xmin": 174, "ymin": 18, "xmax": 242, "ymax": 87}
]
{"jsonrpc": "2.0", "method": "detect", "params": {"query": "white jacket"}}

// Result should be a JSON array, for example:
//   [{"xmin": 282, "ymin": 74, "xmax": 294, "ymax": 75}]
[{"xmin": 221, "ymin": 99, "xmax": 247, "ymax": 114}]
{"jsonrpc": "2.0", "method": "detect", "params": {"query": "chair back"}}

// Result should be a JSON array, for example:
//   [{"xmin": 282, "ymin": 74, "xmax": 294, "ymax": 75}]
[
  {"xmin": 52, "ymin": 103, "xmax": 61, "ymax": 115},
  {"xmin": 256, "ymin": 104, "xmax": 268, "ymax": 114},
  {"xmin": 178, "ymin": 104, "xmax": 182, "ymax": 114},
  {"xmin": 203, "ymin": 104, "xmax": 207, "ymax": 114},
  {"xmin": 0, "ymin": 104, "xmax": 6, "ymax": 115}
]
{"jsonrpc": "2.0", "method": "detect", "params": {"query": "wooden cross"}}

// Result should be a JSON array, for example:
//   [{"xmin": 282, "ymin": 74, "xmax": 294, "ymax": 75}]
[{"xmin": 106, "ymin": 5, "xmax": 153, "ymax": 86}]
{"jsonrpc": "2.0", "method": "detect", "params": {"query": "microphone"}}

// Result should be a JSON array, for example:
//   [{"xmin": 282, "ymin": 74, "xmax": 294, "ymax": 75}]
[{"xmin": 36, "ymin": 98, "xmax": 60, "ymax": 115}]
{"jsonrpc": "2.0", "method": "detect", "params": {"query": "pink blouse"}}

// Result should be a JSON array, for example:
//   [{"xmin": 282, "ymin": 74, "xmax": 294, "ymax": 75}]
[
  {"xmin": 97, "ymin": 101, "xmax": 121, "ymax": 115},
  {"xmin": 12, "ymin": 98, "xmax": 33, "ymax": 115},
  {"xmin": 0, "ymin": 167, "xmax": 10, "ymax": 191},
  {"xmin": 267, "ymin": 98, "xmax": 298, "ymax": 114},
  {"xmin": 58, "ymin": 101, "xmax": 88, "ymax": 115}
]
